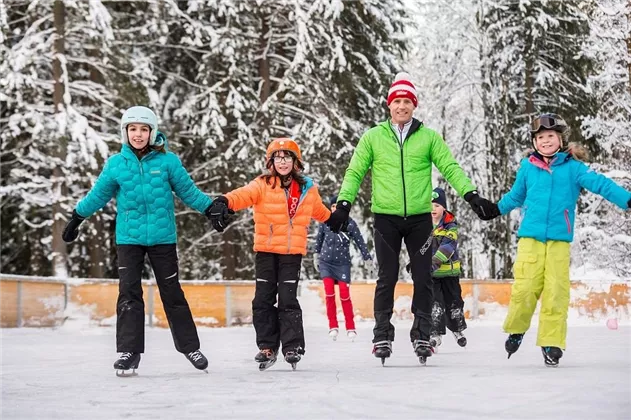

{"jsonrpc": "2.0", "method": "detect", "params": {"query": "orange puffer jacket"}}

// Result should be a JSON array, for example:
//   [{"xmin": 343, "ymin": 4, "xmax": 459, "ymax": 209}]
[{"xmin": 225, "ymin": 176, "xmax": 330, "ymax": 255}]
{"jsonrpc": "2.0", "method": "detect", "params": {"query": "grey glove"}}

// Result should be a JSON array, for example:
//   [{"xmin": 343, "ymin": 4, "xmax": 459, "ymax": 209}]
[{"xmin": 313, "ymin": 253, "xmax": 320, "ymax": 272}]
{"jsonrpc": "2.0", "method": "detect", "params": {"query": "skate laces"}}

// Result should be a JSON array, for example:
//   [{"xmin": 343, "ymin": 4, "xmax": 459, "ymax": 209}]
[
  {"xmin": 119, "ymin": 352, "xmax": 134, "ymax": 360},
  {"xmin": 414, "ymin": 339, "xmax": 430, "ymax": 350},
  {"xmin": 509, "ymin": 334, "xmax": 523, "ymax": 344},
  {"xmin": 187, "ymin": 350, "xmax": 204, "ymax": 362},
  {"xmin": 373, "ymin": 340, "xmax": 391, "ymax": 352},
  {"xmin": 260, "ymin": 349, "xmax": 275, "ymax": 358}
]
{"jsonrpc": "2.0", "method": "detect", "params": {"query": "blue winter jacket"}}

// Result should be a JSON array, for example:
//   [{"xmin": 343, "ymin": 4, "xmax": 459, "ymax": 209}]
[
  {"xmin": 314, "ymin": 218, "xmax": 371, "ymax": 283},
  {"xmin": 498, "ymin": 151, "xmax": 631, "ymax": 243},
  {"xmin": 76, "ymin": 133, "xmax": 212, "ymax": 246}
]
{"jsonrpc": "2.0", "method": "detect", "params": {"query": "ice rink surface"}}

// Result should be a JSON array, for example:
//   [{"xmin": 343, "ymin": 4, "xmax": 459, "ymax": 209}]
[{"xmin": 2, "ymin": 320, "xmax": 630, "ymax": 420}]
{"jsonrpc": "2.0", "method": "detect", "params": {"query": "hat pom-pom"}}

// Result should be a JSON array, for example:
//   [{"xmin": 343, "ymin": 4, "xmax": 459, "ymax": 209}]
[{"xmin": 394, "ymin": 72, "xmax": 412, "ymax": 82}]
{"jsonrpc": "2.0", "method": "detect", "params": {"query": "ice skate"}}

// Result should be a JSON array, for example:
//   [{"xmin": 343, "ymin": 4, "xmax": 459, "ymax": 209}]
[
  {"xmin": 541, "ymin": 346, "xmax": 563, "ymax": 367},
  {"xmin": 413, "ymin": 340, "xmax": 433, "ymax": 366},
  {"xmin": 113, "ymin": 352, "xmax": 140, "ymax": 377},
  {"xmin": 329, "ymin": 328, "xmax": 339, "ymax": 341},
  {"xmin": 347, "ymin": 330, "xmax": 357, "ymax": 342},
  {"xmin": 255, "ymin": 348, "xmax": 277, "ymax": 371},
  {"xmin": 452, "ymin": 331, "xmax": 467, "ymax": 347},
  {"xmin": 372, "ymin": 340, "xmax": 392, "ymax": 366},
  {"xmin": 505, "ymin": 333, "xmax": 524, "ymax": 359},
  {"xmin": 185, "ymin": 349, "xmax": 209, "ymax": 373},
  {"xmin": 284, "ymin": 348, "xmax": 304, "ymax": 371}
]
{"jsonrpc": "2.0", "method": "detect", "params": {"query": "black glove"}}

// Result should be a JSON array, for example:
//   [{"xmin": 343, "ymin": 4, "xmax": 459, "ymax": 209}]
[
  {"xmin": 464, "ymin": 191, "xmax": 500, "ymax": 221},
  {"xmin": 62, "ymin": 210, "xmax": 86, "ymax": 243},
  {"xmin": 205, "ymin": 196, "xmax": 235, "ymax": 233},
  {"xmin": 326, "ymin": 200, "xmax": 351, "ymax": 233}
]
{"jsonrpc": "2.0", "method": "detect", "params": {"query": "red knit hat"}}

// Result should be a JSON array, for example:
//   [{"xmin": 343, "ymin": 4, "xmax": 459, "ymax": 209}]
[{"xmin": 387, "ymin": 72, "xmax": 418, "ymax": 107}]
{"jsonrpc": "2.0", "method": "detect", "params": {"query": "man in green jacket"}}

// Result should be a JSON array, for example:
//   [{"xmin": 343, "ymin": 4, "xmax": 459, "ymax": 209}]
[{"xmin": 326, "ymin": 72, "xmax": 497, "ymax": 363}]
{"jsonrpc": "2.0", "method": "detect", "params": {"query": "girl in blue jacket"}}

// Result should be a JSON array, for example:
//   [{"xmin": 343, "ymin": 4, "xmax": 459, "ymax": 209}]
[
  {"xmin": 487, "ymin": 113, "xmax": 631, "ymax": 367},
  {"xmin": 314, "ymin": 196, "xmax": 373, "ymax": 341},
  {"xmin": 62, "ymin": 106, "xmax": 214, "ymax": 376}
]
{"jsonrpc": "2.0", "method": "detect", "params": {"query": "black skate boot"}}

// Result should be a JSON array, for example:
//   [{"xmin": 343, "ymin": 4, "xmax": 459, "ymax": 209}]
[
  {"xmin": 113, "ymin": 352, "xmax": 140, "ymax": 377},
  {"xmin": 453, "ymin": 331, "xmax": 467, "ymax": 348},
  {"xmin": 185, "ymin": 349, "xmax": 209, "ymax": 373},
  {"xmin": 413, "ymin": 340, "xmax": 433, "ymax": 366},
  {"xmin": 541, "ymin": 346, "xmax": 563, "ymax": 367},
  {"xmin": 505, "ymin": 333, "xmax": 524, "ymax": 359},
  {"xmin": 255, "ymin": 348, "xmax": 277, "ymax": 371},
  {"xmin": 284, "ymin": 348, "xmax": 304, "ymax": 371},
  {"xmin": 372, "ymin": 340, "xmax": 392, "ymax": 366}
]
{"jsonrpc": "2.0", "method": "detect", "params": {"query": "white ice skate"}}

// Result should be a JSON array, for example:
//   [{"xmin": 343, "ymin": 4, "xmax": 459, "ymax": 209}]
[
  {"xmin": 347, "ymin": 330, "xmax": 357, "ymax": 342},
  {"xmin": 329, "ymin": 328, "xmax": 339, "ymax": 341}
]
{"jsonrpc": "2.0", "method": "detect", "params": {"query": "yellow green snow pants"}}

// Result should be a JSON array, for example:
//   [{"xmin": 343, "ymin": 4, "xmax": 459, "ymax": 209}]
[{"xmin": 503, "ymin": 238, "xmax": 571, "ymax": 349}]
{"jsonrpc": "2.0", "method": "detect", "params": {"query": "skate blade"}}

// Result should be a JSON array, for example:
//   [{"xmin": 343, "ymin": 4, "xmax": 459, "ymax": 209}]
[
  {"xmin": 258, "ymin": 359, "xmax": 277, "ymax": 371},
  {"xmin": 291, "ymin": 363, "xmax": 297, "ymax": 371},
  {"xmin": 115, "ymin": 369, "xmax": 138, "ymax": 377},
  {"xmin": 381, "ymin": 357, "xmax": 386, "ymax": 366},
  {"xmin": 418, "ymin": 356, "xmax": 427, "ymax": 366}
]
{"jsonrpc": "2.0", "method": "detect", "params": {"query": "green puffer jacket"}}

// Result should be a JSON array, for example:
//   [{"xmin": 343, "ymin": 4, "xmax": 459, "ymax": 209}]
[{"xmin": 337, "ymin": 119, "xmax": 476, "ymax": 216}]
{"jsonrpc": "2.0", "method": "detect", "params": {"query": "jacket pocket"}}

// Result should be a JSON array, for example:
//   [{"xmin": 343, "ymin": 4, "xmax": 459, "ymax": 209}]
[
  {"xmin": 513, "ymin": 253, "xmax": 537, "ymax": 280},
  {"xmin": 564, "ymin": 209, "xmax": 571, "ymax": 234}
]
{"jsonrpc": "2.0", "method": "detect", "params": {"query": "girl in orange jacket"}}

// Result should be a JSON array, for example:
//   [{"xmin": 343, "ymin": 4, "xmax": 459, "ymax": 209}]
[{"xmin": 208, "ymin": 138, "xmax": 331, "ymax": 370}]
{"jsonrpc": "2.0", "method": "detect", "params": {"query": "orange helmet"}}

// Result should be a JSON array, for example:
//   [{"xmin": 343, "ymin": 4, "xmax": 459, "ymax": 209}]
[{"xmin": 266, "ymin": 138, "xmax": 302, "ymax": 161}]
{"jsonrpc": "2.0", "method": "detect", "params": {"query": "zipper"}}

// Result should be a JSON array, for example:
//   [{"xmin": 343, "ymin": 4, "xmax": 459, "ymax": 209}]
[
  {"xmin": 388, "ymin": 127, "xmax": 407, "ymax": 218},
  {"xmin": 564, "ymin": 209, "xmax": 571, "ymax": 234},
  {"xmin": 138, "ymin": 157, "xmax": 149, "ymax": 244},
  {"xmin": 125, "ymin": 211, "xmax": 129, "ymax": 222}
]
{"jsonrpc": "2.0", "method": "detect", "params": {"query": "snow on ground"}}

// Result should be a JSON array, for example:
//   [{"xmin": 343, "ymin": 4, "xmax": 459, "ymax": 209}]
[{"xmin": 1, "ymin": 319, "xmax": 630, "ymax": 420}]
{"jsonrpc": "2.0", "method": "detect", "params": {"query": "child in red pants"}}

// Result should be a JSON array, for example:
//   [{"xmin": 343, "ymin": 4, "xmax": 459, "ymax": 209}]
[{"xmin": 313, "ymin": 196, "xmax": 373, "ymax": 341}]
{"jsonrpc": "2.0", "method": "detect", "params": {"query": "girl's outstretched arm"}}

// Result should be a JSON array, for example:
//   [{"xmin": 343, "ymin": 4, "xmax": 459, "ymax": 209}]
[
  {"xmin": 575, "ymin": 162, "xmax": 631, "ymax": 210},
  {"xmin": 224, "ymin": 178, "xmax": 264, "ymax": 211},
  {"xmin": 498, "ymin": 160, "xmax": 528, "ymax": 215},
  {"xmin": 76, "ymin": 158, "xmax": 119, "ymax": 217},
  {"xmin": 168, "ymin": 154, "xmax": 212, "ymax": 213},
  {"xmin": 311, "ymin": 188, "xmax": 332, "ymax": 223}
]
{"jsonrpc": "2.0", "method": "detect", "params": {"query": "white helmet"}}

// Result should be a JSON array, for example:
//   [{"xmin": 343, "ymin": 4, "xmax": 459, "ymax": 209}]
[{"xmin": 120, "ymin": 106, "xmax": 159, "ymax": 146}]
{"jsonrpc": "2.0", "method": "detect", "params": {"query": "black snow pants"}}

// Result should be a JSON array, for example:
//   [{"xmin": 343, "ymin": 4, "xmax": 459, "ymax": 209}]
[
  {"xmin": 430, "ymin": 275, "xmax": 467, "ymax": 336},
  {"xmin": 116, "ymin": 244, "xmax": 200, "ymax": 354},
  {"xmin": 253, "ymin": 252, "xmax": 304, "ymax": 356},
  {"xmin": 373, "ymin": 213, "xmax": 434, "ymax": 343}
]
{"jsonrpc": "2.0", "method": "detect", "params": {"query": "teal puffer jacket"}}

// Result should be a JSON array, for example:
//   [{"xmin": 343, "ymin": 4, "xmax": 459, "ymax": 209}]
[{"xmin": 76, "ymin": 134, "xmax": 212, "ymax": 246}]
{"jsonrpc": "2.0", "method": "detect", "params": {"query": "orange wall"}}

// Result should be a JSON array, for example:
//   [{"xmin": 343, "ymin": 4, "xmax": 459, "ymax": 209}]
[{"xmin": 1, "ymin": 279, "xmax": 629, "ymax": 327}]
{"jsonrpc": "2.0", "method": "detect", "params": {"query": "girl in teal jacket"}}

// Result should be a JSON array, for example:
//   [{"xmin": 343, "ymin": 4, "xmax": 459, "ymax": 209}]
[
  {"xmin": 62, "ymin": 106, "xmax": 213, "ymax": 376},
  {"xmin": 489, "ymin": 113, "xmax": 631, "ymax": 367}
]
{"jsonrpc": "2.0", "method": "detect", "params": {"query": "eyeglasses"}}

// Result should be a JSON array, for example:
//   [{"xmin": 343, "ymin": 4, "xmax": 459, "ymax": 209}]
[
  {"xmin": 273, "ymin": 155, "xmax": 294, "ymax": 163},
  {"xmin": 531, "ymin": 115, "xmax": 566, "ymax": 132}
]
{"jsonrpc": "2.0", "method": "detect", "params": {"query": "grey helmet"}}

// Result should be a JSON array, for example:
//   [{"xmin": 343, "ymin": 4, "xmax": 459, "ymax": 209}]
[{"xmin": 120, "ymin": 106, "xmax": 159, "ymax": 146}]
